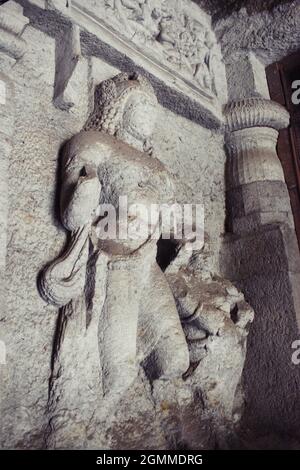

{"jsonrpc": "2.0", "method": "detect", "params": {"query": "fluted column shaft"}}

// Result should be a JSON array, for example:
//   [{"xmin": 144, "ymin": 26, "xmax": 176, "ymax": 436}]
[{"xmin": 224, "ymin": 98, "xmax": 292, "ymax": 234}]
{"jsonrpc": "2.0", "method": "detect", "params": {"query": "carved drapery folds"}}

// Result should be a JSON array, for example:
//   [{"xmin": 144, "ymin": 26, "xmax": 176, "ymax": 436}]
[{"xmin": 224, "ymin": 98, "xmax": 292, "ymax": 234}]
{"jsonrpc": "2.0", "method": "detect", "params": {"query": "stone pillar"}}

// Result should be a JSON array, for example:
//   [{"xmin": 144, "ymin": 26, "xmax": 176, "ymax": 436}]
[
  {"xmin": 225, "ymin": 97, "xmax": 292, "ymax": 234},
  {"xmin": 222, "ymin": 93, "xmax": 300, "ymax": 441}
]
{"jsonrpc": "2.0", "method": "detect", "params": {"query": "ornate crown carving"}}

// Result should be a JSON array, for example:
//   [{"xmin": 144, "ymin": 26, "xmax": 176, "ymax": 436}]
[{"xmin": 84, "ymin": 72, "xmax": 157, "ymax": 134}]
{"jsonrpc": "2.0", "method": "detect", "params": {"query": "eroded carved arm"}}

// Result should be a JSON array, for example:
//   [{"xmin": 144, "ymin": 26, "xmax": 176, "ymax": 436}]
[
  {"xmin": 61, "ymin": 163, "xmax": 101, "ymax": 232},
  {"xmin": 40, "ymin": 157, "xmax": 102, "ymax": 307}
]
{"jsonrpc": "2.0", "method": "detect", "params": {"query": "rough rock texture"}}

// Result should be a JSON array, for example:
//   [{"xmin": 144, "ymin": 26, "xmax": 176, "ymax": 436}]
[
  {"xmin": 221, "ymin": 225, "xmax": 300, "ymax": 448},
  {"xmin": 214, "ymin": 0, "xmax": 300, "ymax": 65},
  {"xmin": 166, "ymin": 245, "xmax": 254, "ymax": 427},
  {"xmin": 193, "ymin": 0, "xmax": 294, "ymax": 21}
]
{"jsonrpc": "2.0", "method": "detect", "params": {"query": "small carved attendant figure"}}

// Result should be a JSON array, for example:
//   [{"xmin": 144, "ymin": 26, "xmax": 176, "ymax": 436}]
[{"xmin": 39, "ymin": 73, "xmax": 190, "ymax": 421}]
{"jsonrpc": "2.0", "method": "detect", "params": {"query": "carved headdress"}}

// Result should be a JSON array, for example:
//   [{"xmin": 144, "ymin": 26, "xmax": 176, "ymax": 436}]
[{"xmin": 84, "ymin": 72, "xmax": 157, "ymax": 136}]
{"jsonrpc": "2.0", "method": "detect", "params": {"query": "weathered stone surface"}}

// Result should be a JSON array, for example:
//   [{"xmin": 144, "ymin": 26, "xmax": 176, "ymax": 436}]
[
  {"xmin": 226, "ymin": 180, "xmax": 295, "ymax": 234},
  {"xmin": 224, "ymin": 97, "xmax": 293, "ymax": 235},
  {"xmin": 53, "ymin": 23, "xmax": 81, "ymax": 110},
  {"xmin": 0, "ymin": 74, "xmax": 14, "ymax": 381},
  {"xmin": 166, "ymin": 246, "xmax": 254, "ymax": 426},
  {"xmin": 194, "ymin": 0, "xmax": 293, "ymax": 20},
  {"xmin": 221, "ymin": 224, "xmax": 300, "ymax": 446},
  {"xmin": 224, "ymin": 52, "xmax": 271, "ymax": 100},
  {"xmin": 214, "ymin": 1, "xmax": 300, "ymax": 64}
]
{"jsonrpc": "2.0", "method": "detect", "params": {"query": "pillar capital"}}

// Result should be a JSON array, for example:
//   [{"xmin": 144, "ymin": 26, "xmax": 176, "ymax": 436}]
[
  {"xmin": 225, "ymin": 97, "xmax": 293, "ymax": 234},
  {"xmin": 224, "ymin": 97, "xmax": 290, "ymax": 133}
]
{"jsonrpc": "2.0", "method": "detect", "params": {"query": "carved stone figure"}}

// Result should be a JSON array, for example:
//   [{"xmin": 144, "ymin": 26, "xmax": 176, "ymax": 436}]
[
  {"xmin": 105, "ymin": 0, "xmax": 160, "ymax": 41},
  {"xmin": 164, "ymin": 242, "xmax": 254, "ymax": 424},
  {"xmin": 108, "ymin": 0, "xmax": 146, "ymax": 23},
  {"xmin": 39, "ymin": 73, "xmax": 191, "ymax": 433},
  {"xmin": 165, "ymin": 243, "xmax": 254, "ymax": 366}
]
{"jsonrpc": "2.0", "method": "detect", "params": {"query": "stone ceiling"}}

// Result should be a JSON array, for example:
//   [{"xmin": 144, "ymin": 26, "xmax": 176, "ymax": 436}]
[
  {"xmin": 192, "ymin": 0, "xmax": 295, "ymax": 20},
  {"xmin": 0, "ymin": 1, "xmax": 294, "ymax": 21}
]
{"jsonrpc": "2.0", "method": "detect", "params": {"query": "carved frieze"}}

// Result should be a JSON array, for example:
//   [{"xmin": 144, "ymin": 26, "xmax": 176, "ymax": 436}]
[
  {"xmin": 102, "ymin": 0, "xmax": 220, "ymax": 95},
  {"xmin": 25, "ymin": 0, "xmax": 226, "ymax": 119},
  {"xmin": 67, "ymin": 0, "xmax": 226, "ymax": 120}
]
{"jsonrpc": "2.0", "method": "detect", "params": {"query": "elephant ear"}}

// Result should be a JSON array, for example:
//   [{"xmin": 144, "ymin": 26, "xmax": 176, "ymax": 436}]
[{"xmin": 39, "ymin": 225, "xmax": 90, "ymax": 307}]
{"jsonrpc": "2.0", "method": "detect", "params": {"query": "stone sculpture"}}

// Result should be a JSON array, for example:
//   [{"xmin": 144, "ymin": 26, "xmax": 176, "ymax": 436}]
[
  {"xmin": 165, "ymin": 243, "xmax": 254, "ymax": 369},
  {"xmin": 39, "ymin": 73, "xmax": 192, "ymax": 421},
  {"xmin": 163, "ymin": 242, "xmax": 254, "ymax": 429},
  {"xmin": 38, "ymin": 73, "xmax": 254, "ymax": 448}
]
